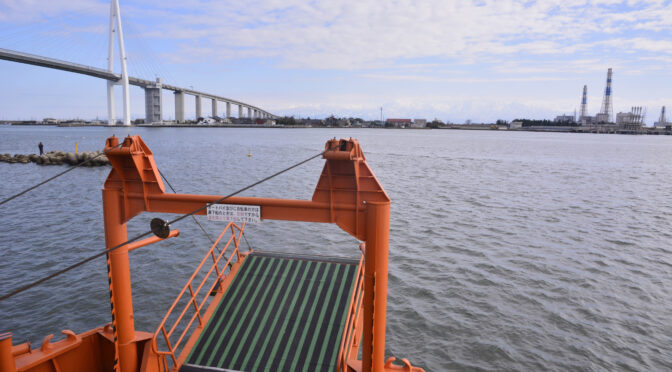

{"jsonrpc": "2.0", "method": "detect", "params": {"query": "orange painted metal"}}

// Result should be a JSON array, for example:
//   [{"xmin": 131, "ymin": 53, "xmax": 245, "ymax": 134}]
[
  {"xmin": 347, "ymin": 358, "xmax": 426, "ymax": 372},
  {"xmin": 102, "ymin": 136, "xmax": 388, "ymax": 242},
  {"xmin": 126, "ymin": 230, "xmax": 179, "ymax": 252},
  {"xmin": 10, "ymin": 342, "xmax": 30, "ymax": 357},
  {"xmin": 337, "ymin": 248, "xmax": 365, "ymax": 372},
  {"xmin": 0, "ymin": 333, "xmax": 17, "ymax": 372},
  {"xmin": 102, "ymin": 188, "xmax": 138, "ymax": 372},
  {"xmin": 364, "ymin": 201, "xmax": 391, "ymax": 372},
  {"xmin": 9, "ymin": 326, "xmax": 116, "ymax": 372}
]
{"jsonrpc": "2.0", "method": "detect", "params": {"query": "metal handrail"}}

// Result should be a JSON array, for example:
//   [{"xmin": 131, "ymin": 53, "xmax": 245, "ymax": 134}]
[
  {"xmin": 337, "ymin": 249, "xmax": 365, "ymax": 372},
  {"xmin": 151, "ymin": 222, "xmax": 245, "ymax": 369}
]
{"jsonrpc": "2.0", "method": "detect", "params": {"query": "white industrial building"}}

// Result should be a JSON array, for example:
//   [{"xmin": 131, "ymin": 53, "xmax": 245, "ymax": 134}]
[{"xmin": 412, "ymin": 119, "xmax": 427, "ymax": 128}]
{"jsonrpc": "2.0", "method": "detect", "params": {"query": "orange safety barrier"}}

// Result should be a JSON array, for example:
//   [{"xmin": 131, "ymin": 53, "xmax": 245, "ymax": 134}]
[
  {"xmin": 151, "ymin": 222, "xmax": 246, "ymax": 370},
  {"xmin": 337, "ymin": 244, "xmax": 366, "ymax": 372}
]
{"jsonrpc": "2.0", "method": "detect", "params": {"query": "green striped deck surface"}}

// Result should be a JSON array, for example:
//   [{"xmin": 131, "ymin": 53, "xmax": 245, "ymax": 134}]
[{"xmin": 181, "ymin": 252, "xmax": 359, "ymax": 372}]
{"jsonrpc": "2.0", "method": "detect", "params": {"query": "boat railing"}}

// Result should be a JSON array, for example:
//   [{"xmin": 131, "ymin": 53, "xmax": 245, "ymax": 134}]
[
  {"xmin": 151, "ymin": 221, "xmax": 245, "ymax": 369},
  {"xmin": 337, "ymin": 243, "xmax": 365, "ymax": 372}
]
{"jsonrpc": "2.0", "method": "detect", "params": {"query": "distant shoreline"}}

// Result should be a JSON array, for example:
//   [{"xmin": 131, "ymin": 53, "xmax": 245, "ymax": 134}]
[{"xmin": 3, "ymin": 122, "xmax": 671, "ymax": 135}]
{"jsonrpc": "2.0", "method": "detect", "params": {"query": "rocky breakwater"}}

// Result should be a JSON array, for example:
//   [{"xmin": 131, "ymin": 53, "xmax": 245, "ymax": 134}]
[{"xmin": 0, "ymin": 151, "xmax": 110, "ymax": 166}]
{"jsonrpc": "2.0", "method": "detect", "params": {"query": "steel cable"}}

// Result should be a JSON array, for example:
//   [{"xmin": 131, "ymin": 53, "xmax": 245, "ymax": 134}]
[
  {"xmin": 0, "ymin": 145, "xmax": 336, "ymax": 302},
  {"xmin": 158, "ymin": 168, "xmax": 254, "ymax": 257},
  {"xmin": 157, "ymin": 168, "xmax": 221, "ymax": 252},
  {"xmin": 0, "ymin": 144, "xmax": 122, "ymax": 207}
]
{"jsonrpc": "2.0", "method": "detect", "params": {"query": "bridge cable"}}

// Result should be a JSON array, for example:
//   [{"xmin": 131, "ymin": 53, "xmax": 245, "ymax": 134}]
[
  {"xmin": 0, "ymin": 3, "xmax": 106, "ymax": 63},
  {"xmin": 0, "ymin": 145, "xmax": 335, "ymax": 302},
  {"xmin": 0, "ymin": 144, "xmax": 122, "ymax": 207},
  {"xmin": 122, "ymin": 19, "xmax": 178, "ymax": 84}
]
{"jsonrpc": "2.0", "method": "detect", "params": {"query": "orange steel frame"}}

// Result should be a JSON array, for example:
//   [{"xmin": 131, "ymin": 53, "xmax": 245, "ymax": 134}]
[{"xmin": 1, "ymin": 135, "xmax": 423, "ymax": 372}]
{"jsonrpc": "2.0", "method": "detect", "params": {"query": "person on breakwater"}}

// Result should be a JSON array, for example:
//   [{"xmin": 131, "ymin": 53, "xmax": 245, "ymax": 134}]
[{"xmin": 38, "ymin": 142, "xmax": 44, "ymax": 155}]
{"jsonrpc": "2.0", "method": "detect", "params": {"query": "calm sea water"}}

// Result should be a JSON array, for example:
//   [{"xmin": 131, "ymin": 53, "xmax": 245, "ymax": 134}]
[{"xmin": 1, "ymin": 126, "xmax": 672, "ymax": 371}]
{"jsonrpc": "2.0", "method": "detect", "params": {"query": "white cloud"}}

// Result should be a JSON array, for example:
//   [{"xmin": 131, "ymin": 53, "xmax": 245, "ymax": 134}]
[
  {"xmin": 1, "ymin": 0, "xmax": 670, "ymax": 121},
  {"xmin": 0, "ymin": 0, "xmax": 106, "ymax": 22},
  {"xmin": 2, "ymin": 0, "xmax": 670, "ymax": 71},
  {"xmin": 145, "ymin": 0, "xmax": 671, "ymax": 70},
  {"xmin": 359, "ymin": 73, "xmax": 565, "ymax": 83}
]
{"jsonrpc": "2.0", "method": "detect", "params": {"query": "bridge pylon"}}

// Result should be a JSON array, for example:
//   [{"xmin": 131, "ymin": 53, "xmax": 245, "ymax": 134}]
[{"xmin": 107, "ymin": 0, "xmax": 131, "ymax": 126}]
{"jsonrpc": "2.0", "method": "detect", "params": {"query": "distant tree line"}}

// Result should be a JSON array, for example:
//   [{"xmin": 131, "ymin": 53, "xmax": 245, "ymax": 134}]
[
  {"xmin": 276, "ymin": 116, "xmax": 297, "ymax": 125},
  {"xmin": 276, "ymin": 115, "xmax": 366, "ymax": 126},
  {"xmin": 426, "ymin": 119, "xmax": 444, "ymax": 128},
  {"xmin": 513, "ymin": 119, "xmax": 578, "ymax": 127}
]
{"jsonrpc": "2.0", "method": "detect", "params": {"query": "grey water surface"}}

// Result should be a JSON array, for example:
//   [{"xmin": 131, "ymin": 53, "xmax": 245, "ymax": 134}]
[{"xmin": 1, "ymin": 126, "xmax": 671, "ymax": 371}]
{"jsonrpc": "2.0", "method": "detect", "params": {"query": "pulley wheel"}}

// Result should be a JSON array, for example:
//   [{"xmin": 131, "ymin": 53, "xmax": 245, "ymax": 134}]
[{"xmin": 150, "ymin": 218, "xmax": 171, "ymax": 238}]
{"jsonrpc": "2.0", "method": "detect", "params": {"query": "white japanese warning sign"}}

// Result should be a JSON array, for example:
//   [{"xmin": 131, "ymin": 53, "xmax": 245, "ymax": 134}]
[{"xmin": 207, "ymin": 204, "xmax": 261, "ymax": 223}]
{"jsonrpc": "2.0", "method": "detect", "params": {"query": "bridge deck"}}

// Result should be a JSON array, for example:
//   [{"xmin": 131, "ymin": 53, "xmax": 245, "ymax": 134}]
[
  {"xmin": 181, "ymin": 251, "xmax": 359, "ymax": 372},
  {"xmin": 0, "ymin": 47, "xmax": 275, "ymax": 117}
]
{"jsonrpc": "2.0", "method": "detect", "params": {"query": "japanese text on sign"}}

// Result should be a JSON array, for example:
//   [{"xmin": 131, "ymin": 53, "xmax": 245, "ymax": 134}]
[{"xmin": 207, "ymin": 204, "xmax": 261, "ymax": 223}]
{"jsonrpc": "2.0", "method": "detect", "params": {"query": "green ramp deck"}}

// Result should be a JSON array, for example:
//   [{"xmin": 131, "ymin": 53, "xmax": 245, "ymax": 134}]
[{"xmin": 181, "ymin": 251, "xmax": 359, "ymax": 372}]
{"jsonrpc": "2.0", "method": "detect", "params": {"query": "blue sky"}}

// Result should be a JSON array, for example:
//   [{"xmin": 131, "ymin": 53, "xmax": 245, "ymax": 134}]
[{"xmin": 0, "ymin": 0, "xmax": 671, "ymax": 124}]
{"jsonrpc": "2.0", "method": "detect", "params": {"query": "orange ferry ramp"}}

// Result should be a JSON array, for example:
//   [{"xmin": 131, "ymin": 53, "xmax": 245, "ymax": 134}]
[{"xmin": 180, "ymin": 252, "xmax": 359, "ymax": 372}]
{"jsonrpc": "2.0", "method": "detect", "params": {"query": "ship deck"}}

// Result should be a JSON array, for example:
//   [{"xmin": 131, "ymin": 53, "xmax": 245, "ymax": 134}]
[{"xmin": 180, "ymin": 251, "xmax": 359, "ymax": 372}]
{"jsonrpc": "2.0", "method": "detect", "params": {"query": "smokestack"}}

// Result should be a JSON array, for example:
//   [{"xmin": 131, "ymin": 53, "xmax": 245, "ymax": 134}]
[
  {"xmin": 580, "ymin": 85, "xmax": 588, "ymax": 120},
  {"xmin": 600, "ymin": 68, "xmax": 613, "ymax": 122},
  {"xmin": 660, "ymin": 106, "xmax": 667, "ymax": 123}
]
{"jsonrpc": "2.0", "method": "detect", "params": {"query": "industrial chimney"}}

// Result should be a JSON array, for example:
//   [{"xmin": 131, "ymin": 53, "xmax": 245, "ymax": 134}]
[
  {"xmin": 599, "ymin": 68, "xmax": 613, "ymax": 123},
  {"xmin": 579, "ymin": 85, "xmax": 588, "ymax": 124}
]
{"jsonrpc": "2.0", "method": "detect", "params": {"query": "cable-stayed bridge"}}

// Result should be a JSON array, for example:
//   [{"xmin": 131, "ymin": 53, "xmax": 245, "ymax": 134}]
[
  {"xmin": 0, "ymin": 48, "xmax": 276, "ymax": 124},
  {"xmin": 0, "ymin": 0, "xmax": 276, "ymax": 125}
]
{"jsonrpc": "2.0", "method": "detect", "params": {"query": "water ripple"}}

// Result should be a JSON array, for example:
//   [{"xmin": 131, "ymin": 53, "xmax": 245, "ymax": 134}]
[{"xmin": 2, "ymin": 128, "xmax": 672, "ymax": 371}]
